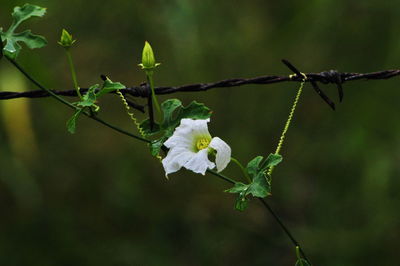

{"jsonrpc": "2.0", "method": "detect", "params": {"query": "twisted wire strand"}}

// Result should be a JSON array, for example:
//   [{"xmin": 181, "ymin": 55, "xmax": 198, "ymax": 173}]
[{"xmin": 1, "ymin": 69, "xmax": 399, "ymax": 100}]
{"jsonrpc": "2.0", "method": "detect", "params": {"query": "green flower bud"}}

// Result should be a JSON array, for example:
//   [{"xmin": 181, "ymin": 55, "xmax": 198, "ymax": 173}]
[
  {"xmin": 58, "ymin": 29, "xmax": 76, "ymax": 48},
  {"xmin": 139, "ymin": 41, "xmax": 160, "ymax": 70}
]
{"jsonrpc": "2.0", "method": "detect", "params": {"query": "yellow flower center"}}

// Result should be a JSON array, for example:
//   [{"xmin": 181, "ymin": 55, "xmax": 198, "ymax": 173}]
[{"xmin": 196, "ymin": 137, "xmax": 210, "ymax": 151}]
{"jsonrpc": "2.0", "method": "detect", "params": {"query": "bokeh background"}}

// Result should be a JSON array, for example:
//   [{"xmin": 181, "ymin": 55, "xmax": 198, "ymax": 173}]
[{"xmin": 1, "ymin": 0, "xmax": 400, "ymax": 265}]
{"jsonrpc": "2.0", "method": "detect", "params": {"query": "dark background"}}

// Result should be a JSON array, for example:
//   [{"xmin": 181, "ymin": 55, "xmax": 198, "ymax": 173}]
[{"xmin": 1, "ymin": 1, "xmax": 400, "ymax": 265}]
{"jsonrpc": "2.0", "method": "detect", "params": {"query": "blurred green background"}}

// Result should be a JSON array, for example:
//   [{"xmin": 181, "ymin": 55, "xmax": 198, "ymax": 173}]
[{"xmin": 1, "ymin": 0, "xmax": 400, "ymax": 265}]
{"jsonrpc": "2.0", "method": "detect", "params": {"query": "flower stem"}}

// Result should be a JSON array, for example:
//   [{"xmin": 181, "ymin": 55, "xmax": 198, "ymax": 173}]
[
  {"xmin": 230, "ymin": 157, "xmax": 251, "ymax": 183},
  {"xmin": 146, "ymin": 72, "xmax": 161, "ymax": 116},
  {"xmin": 206, "ymin": 169, "xmax": 236, "ymax": 184},
  {"xmin": 65, "ymin": 49, "xmax": 82, "ymax": 99},
  {"xmin": 268, "ymin": 74, "xmax": 306, "ymax": 176}
]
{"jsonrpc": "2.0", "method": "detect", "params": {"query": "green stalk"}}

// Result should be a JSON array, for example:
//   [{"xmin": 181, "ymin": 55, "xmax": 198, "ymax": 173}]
[
  {"xmin": 146, "ymin": 72, "xmax": 161, "ymax": 115},
  {"xmin": 206, "ymin": 169, "xmax": 237, "ymax": 184},
  {"xmin": 65, "ymin": 49, "xmax": 82, "ymax": 99}
]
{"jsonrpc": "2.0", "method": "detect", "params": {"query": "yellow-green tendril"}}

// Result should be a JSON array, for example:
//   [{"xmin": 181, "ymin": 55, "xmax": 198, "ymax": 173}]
[
  {"xmin": 116, "ymin": 90, "xmax": 146, "ymax": 137},
  {"xmin": 268, "ymin": 73, "xmax": 307, "ymax": 177},
  {"xmin": 116, "ymin": 90, "xmax": 162, "ymax": 162}
]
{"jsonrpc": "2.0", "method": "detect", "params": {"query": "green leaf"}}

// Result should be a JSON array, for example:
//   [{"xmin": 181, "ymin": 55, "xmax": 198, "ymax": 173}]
[
  {"xmin": 161, "ymin": 99, "xmax": 212, "ymax": 137},
  {"xmin": 149, "ymin": 138, "xmax": 165, "ymax": 157},
  {"xmin": 139, "ymin": 119, "xmax": 161, "ymax": 136},
  {"xmin": 261, "ymin": 153, "xmax": 283, "ymax": 169},
  {"xmin": 225, "ymin": 178, "xmax": 269, "ymax": 211},
  {"xmin": 1, "ymin": 4, "xmax": 47, "ymax": 59},
  {"xmin": 173, "ymin": 100, "xmax": 212, "ymax": 124},
  {"xmin": 246, "ymin": 156, "xmax": 264, "ymax": 178},
  {"xmin": 140, "ymin": 99, "xmax": 211, "ymax": 139},
  {"xmin": 248, "ymin": 173, "xmax": 270, "ymax": 198},
  {"xmin": 225, "ymin": 182, "xmax": 248, "ymax": 193},
  {"xmin": 13, "ymin": 30, "xmax": 47, "ymax": 49},
  {"xmin": 225, "ymin": 154, "xmax": 281, "ymax": 211},
  {"xmin": 96, "ymin": 78, "xmax": 126, "ymax": 98},
  {"xmin": 295, "ymin": 259, "xmax": 311, "ymax": 266},
  {"xmin": 2, "ymin": 38, "xmax": 20, "ymax": 58},
  {"xmin": 78, "ymin": 84, "xmax": 99, "ymax": 107},
  {"xmin": 234, "ymin": 195, "xmax": 248, "ymax": 211},
  {"xmin": 160, "ymin": 99, "xmax": 182, "ymax": 125},
  {"xmin": 226, "ymin": 184, "xmax": 249, "ymax": 211},
  {"xmin": 66, "ymin": 109, "xmax": 83, "ymax": 134},
  {"xmin": 11, "ymin": 4, "xmax": 46, "ymax": 28}
]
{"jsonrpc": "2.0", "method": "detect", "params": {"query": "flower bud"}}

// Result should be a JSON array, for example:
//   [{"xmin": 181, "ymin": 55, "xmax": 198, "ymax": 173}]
[
  {"xmin": 58, "ymin": 29, "xmax": 76, "ymax": 48},
  {"xmin": 139, "ymin": 41, "xmax": 160, "ymax": 70}
]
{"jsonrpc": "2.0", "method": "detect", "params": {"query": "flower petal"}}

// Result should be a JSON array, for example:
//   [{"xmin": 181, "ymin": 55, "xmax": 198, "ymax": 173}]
[
  {"xmin": 164, "ymin": 118, "xmax": 211, "ymax": 151},
  {"xmin": 183, "ymin": 148, "xmax": 215, "ymax": 175},
  {"xmin": 162, "ymin": 118, "xmax": 216, "ymax": 176},
  {"xmin": 162, "ymin": 147, "xmax": 196, "ymax": 175},
  {"xmin": 163, "ymin": 131, "xmax": 194, "ymax": 150},
  {"xmin": 209, "ymin": 137, "xmax": 231, "ymax": 172}
]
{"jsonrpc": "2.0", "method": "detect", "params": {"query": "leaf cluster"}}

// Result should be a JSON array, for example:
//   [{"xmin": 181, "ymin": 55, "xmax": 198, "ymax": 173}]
[
  {"xmin": 0, "ymin": 4, "xmax": 47, "ymax": 59},
  {"xmin": 66, "ymin": 78, "xmax": 126, "ymax": 133},
  {"xmin": 226, "ymin": 154, "xmax": 282, "ymax": 211}
]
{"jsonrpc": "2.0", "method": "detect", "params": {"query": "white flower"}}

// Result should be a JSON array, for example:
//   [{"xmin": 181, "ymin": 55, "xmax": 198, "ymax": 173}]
[{"xmin": 162, "ymin": 118, "xmax": 231, "ymax": 176}]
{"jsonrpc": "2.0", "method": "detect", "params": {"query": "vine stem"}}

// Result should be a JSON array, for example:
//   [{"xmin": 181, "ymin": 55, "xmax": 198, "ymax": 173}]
[
  {"xmin": 207, "ymin": 169, "xmax": 312, "ymax": 265},
  {"xmin": 5, "ymin": 56, "xmax": 148, "ymax": 143},
  {"xmin": 5, "ymin": 56, "xmax": 311, "ymax": 265},
  {"xmin": 258, "ymin": 198, "xmax": 310, "ymax": 264}
]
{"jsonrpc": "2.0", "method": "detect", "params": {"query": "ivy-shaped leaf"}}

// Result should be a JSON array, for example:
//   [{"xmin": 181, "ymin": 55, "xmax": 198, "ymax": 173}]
[
  {"xmin": 150, "ymin": 138, "xmax": 165, "ymax": 156},
  {"xmin": 225, "ymin": 154, "xmax": 283, "ymax": 211},
  {"xmin": 65, "ymin": 78, "xmax": 127, "ymax": 134},
  {"xmin": 139, "ymin": 99, "xmax": 212, "ymax": 157},
  {"xmin": 77, "ymin": 84, "xmax": 99, "ymax": 108},
  {"xmin": 96, "ymin": 78, "xmax": 125, "ymax": 98},
  {"xmin": 260, "ymin": 153, "xmax": 283, "ymax": 169},
  {"xmin": 66, "ymin": 109, "xmax": 83, "ymax": 134},
  {"xmin": 0, "ymin": 4, "xmax": 47, "ymax": 59}
]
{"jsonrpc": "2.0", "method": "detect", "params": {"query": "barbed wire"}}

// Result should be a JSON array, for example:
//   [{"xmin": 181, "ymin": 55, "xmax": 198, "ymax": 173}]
[{"xmin": 1, "ymin": 65, "xmax": 399, "ymax": 111}]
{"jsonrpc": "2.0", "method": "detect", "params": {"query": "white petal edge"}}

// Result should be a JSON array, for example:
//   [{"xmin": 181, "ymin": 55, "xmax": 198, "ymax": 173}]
[
  {"xmin": 183, "ymin": 148, "xmax": 215, "ymax": 175},
  {"xmin": 209, "ymin": 137, "xmax": 231, "ymax": 172},
  {"xmin": 162, "ymin": 147, "xmax": 196, "ymax": 175}
]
